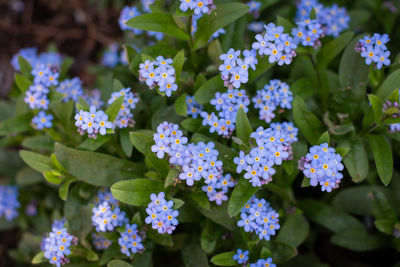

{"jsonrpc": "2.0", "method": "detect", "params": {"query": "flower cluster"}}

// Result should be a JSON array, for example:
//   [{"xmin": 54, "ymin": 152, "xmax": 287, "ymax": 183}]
[
  {"xmin": 252, "ymin": 23, "xmax": 297, "ymax": 65},
  {"xmin": 118, "ymin": 223, "xmax": 145, "ymax": 256},
  {"xmin": 85, "ymin": 89, "xmax": 104, "ymax": 109},
  {"xmin": 298, "ymin": 143, "xmax": 344, "ymax": 192},
  {"xmin": 292, "ymin": 18, "xmax": 323, "ymax": 48},
  {"xmin": 247, "ymin": 1, "xmax": 261, "ymax": 18},
  {"xmin": 151, "ymin": 122, "xmax": 232, "ymax": 204},
  {"xmin": 56, "ymin": 77, "xmax": 84, "ymax": 103},
  {"xmin": 139, "ymin": 56, "xmax": 178, "ymax": 97},
  {"xmin": 145, "ymin": 192, "xmax": 179, "ymax": 234},
  {"xmin": 119, "ymin": 6, "xmax": 163, "ymax": 40},
  {"xmin": 270, "ymin": 122, "xmax": 299, "ymax": 144},
  {"xmin": 91, "ymin": 201, "xmax": 128, "ymax": 232},
  {"xmin": 42, "ymin": 223, "xmax": 78, "ymax": 267},
  {"xmin": 107, "ymin": 88, "xmax": 139, "ymax": 128},
  {"xmin": 296, "ymin": 0, "xmax": 349, "ymax": 37},
  {"xmin": 233, "ymin": 249, "xmax": 249, "ymax": 265},
  {"xmin": 93, "ymin": 188, "xmax": 119, "ymax": 206},
  {"xmin": 218, "ymin": 49, "xmax": 257, "ymax": 89},
  {"xmin": 357, "ymin": 34, "xmax": 391, "ymax": 70},
  {"xmin": 0, "ymin": 185, "xmax": 20, "ymax": 221},
  {"xmin": 179, "ymin": 0, "xmax": 216, "ymax": 15},
  {"xmin": 201, "ymin": 89, "xmax": 250, "ymax": 137},
  {"xmin": 101, "ymin": 43, "xmax": 130, "ymax": 68},
  {"xmin": 75, "ymin": 106, "xmax": 113, "ymax": 138},
  {"xmin": 234, "ymin": 126, "xmax": 296, "ymax": 187},
  {"xmin": 11, "ymin": 47, "xmax": 62, "ymax": 71},
  {"xmin": 252, "ymin": 79, "xmax": 293, "ymax": 123},
  {"xmin": 250, "ymin": 258, "xmax": 276, "ymax": 267},
  {"xmin": 237, "ymin": 197, "xmax": 280, "ymax": 241},
  {"xmin": 92, "ymin": 232, "xmax": 112, "ymax": 250},
  {"xmin": 186, "ymin": 95, "xmax": 203, "ymax": 119}
]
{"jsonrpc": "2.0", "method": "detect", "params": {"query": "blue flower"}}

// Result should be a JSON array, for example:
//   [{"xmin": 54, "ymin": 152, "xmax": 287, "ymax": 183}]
[
  {"xmin": 145, "ymin": 192, "xmax": 179, "ymax": 234},
  {"xmin": 233, "ymin": 249, "xmax": 249, "ymax": 264},
  {"xmin": 91, "ymin": 201, "xmax": 128, "ymax": 232},
  {"xmin": 249, "ymin": 258, "xmax": 276, "ymax": 267},
  {"xmin": 11, "ymin": 47, "xmax": 37, "ymax": 71},
  {"xmin": 102, "ymin": 43, "xmax": 120, "ymax": 67},
  {"xmin": 118, "ymin": 223, "xmax": 144, "ymax": 256},
  {"xmin": 0, "ymin": 185, "xmax": 20, "ymax": 221},
  {"xmin": 32, "ymin": 111, "xmax": 53, "ymax": 130},
  {"xmin": 56, "ymin": 77, "xmax": 84, "ymax": 102},
  {"xmin": 92, "ymin": 232, "xmax": 112, "ymax": 250},
  {"xmin": 119, "ymin": 6, "xmax": 143, "ymax": 34}
]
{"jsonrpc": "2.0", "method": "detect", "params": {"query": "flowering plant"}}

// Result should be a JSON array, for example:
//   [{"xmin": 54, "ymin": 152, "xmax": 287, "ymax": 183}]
[{"xmin": 1, "ymin": 0, "xmax": 400, "ymax": 266}]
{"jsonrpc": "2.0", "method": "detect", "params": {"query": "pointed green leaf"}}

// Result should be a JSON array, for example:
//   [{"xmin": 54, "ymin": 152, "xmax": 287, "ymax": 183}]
[
  {"xmin": 172, "ymin": 49, "xmax": 185, "ymax": 82},
  {"xmin": 365, "ymin": 135, "xmax": 393, "ymax": 186},
  {"xmin": 19, "ymin": 150, "xmax": 53, "ymax": 172},
  {"xmin": 228, "ymin": 178, "xmax": 258, "ymax": 217},
  {"xmin": 106, "ymin": 95, "xmax": 125, "ymax": 122},
  {"xmin": 317, "ymin": 31, "xmax": 354, "ymax": 69},
  {"xmin": 235, "ymin": 108, "xmax": 252, "ymax": 147},
  {"xmin": 15, "ymin": 73, "xmax": 32, "ymax": 93},
  {"xmin": 0, "ymin": 113, "xmax": 33, "ymax": 136},
  {"xmin": 174, "ymin": 93, "xmax": 187, "ymax": 116},
  {"xmin": 194, "ymin": 75, "xmax": 224, "ymax": 105},
  {"xmin": 368, "ymin": 94, "xmax": 384, "ymax": 122},
  {"xmin": 277, "ymin": 213, "xmax": 309, "ymax": 247},
  {"xmin": 317, "ymin": 131, "xmax": 330, "ymax": 145},
  {"xmin": 210, "ymin": 251, "xmax": 236, "ymax": 266},
  {"xmin": 343, "ymin": 139, "xmax": 369, "ymax": 182},
  {"xmin": 18, "ymin": 56, "xmax": 32, "ymax": 79},
  {"xmin": 376, "ymin": 69, "xmax": 400, "ymax": 100}
]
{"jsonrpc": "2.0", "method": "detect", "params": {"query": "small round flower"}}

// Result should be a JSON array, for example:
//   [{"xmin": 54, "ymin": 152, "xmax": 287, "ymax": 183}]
[
  {"xmin": 145, "ymin": 192, "xmax": 179, "ymax": 234},
  {"xmin": 233, "ymin": 249, "xmax": 249, "ymax": 264},
  {"xmin": 32, "ymin": 111, "xmax": 53, "ymax": 130},
  {"xmin": 0, "ymin": 185, "xmax": 20, "ymax": 221},
  {"xmin": 118, "ymin": 223, "xmax": 144, "ymax": 256}
]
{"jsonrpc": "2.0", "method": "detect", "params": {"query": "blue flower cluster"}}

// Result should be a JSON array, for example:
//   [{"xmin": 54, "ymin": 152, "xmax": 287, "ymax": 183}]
[
  {"xmin": 101, "ymin": 43, "xmax": 129, "ymax": 68},
  {"xmin": 24, "ymin": 81, "xmax": 51, "ymax": 111},
  {"xmin": 42, "ymin": 222, "xmax": 78, "ymax": 267},
  {"xmin": 298, "ymin": 143, "xmax": 344, "ymax": 192},
  {"xmin": 252, "ymin": 23, "xmax": 297, "ymax": 65},
  {"xmin": 248, "ymin": 22, "xmax": 264, "ymax": 33},
  {"xmin": 250, "ymin": 258, "xmax": 276, "ymax": 267},
  {"xmin": 11, "ymin": 47, "xmax": 62, "ymax": 71},
  {"xmin": 85, "ymin": 89, "xmax": 104, "ymax": 109},
  {"xmin": 56, "ymin": 77, "xmax": 84, "ymax": 103},
  {"xmin": 219, "ymin": 48, "xmax": 257, "ymax": 89},
  {"xmin": 234, "ymin": 125, "xmax": 296, "ymax": 187},
  {"xmin": 270, "ymin": 122, "xmax": 299, "ymax": 144},
  {"xmin": 233, "ymin": 249, "xmax": 249, "ymax": 264},
  {"xmin": 252, "ymin": 79, "xmax": 293, "ymax": 123},
  {"xmin": 201, "ymin": 89, "xmax": 250, "ymax": 137},
  {"xmin": 357, "ymin": 34, "xmax": 391, "ymax": 70},
  {"xmin": 92, "ymin": 232, "xmax": 112, "ymax": 250},
  {"xmin": 0, "ymin": 185, "xmax": 20, "ymax": 221},
  {"xmin": 296, "ymin": 0, "xmax": 349, "ymax": 37},
  {"xmin": 75, "ymin": 106, "xmax": 113, "ymax": 138},
  {"xmin": 118, "ymin": 223, "xmax": 145, "ymax": 256},
  {"xmin": 151, "ymin": 122, "xmax": 233, "ymax": 204},
  {"xmin": 93, "ymin": 188, "xmax": 119, "ymax": 206},
  {"xmin": 145, "ymin": 192, "xmax": 179, "ymax": 234},
  {"xmin": 91, "ymin": 201, "xmax": 129, "ymax": 232},
  {"xmin": 237, "ymin": 196, "xmax": 280, "ymax": 241},
  {"xmin": 292, "ymin": 18, "xmax": 323, "ymax": 48},
  {"xmin": 186, "ymin": 95, "xmax": 203, "ymax": 119},
  {"xmin": 139, "ymin": 57, "xmax": 178, "ymax": 97},
  {"xmin": 119, "ymin": 6, "xmax": 163, "ymax": 40},
  {"xmin": 247, "ymin": 1, "xmax": 261, "ymax": 18},
  {"xmin": 390, "ymin": 123, "xmax": 400, "ymax": 132},
  {"xmin": 141, "ymin": 0, "xmax": 154, "ymax": 13},
  {"xmin": 107, "ymin": 88, "xmax": 139, "ymax": 128},
  {"xmin": 179, "ymin": 0, "xmax": 216, "ymax": 15}
]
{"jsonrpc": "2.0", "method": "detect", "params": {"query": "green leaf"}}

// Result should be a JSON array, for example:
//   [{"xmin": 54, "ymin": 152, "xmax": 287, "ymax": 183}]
[
  {"xmin": 107, "ymin": 259, "xmax": 132, "ymax": 267},
  {"xmin": 181, "ymin": 118, "xmax": 201, "ymax": 132},
  {"xmin": 106, "ymin": 95, "xmax": 125, "ymax": 122},
  {"xmin": 172, "ymin": 49, "xmax": 185, "ymax": 82},
  {"xmin": 317, "ymin": 131, "xmax": 330, "ymax": 145},
  {"xmin": 64, "ymin": 186, "xmax": 92, "ymax": 240},
  {"xmin": 210, "ymin": 251, "xmax": 236, "ymax": 266},
  {"xmin": 248, "ymin": 58, "xmax": 274, "ymax": 82},
  {"xmin": 76, "ymin": 97, "xmax": 90, "ymax": 111},
  {"xmin": 130, "ymin": 131, "xmax": 170, "ymax": 176},
  {"xmin": 165, "ymin": 168, "xmax": 179, "ymax": 188},
  {"xmin": 182, "ymin": 238, "xmax": 209, "ymax": 267},
  {"xmin": 277, "ymin": 213, "xmax": 309, "ymax": 247},
  {"xmin": 0, "ymin": 113, "xmax": 32, "ymax": 136},
  {"xmin": 43, "ymin": 170, "xmax": 64, "ymax": 184},
  {"xmin": 317, "ymin": 31, "xmax": 354, "ymax": 69},
  {"xmin": 365, "ymin": 135, "xmax": 393, "ymax": 186},
  {"xmin": 228, "ymin": 179, "xmax": 258, "ymax": 217},
  {"xmin": 31, "ymin": 251, "xmax": 46, "ymax": 264},
  {"xmin": 376, "ymin": 69, "xmax": 400, "ymax": 100},
  {"xmin": 111, "ymin": 178, "xmax": 163, "ymax": 206},
  {"xmin": 235, "ymin": 108, "xmax": 252, "ymax": 148},
  {"xmin": 126, "ymin": 13, "xmax": 190, "ymax": 40},
  {"xmin": 15, "ymin": 73, "xmax": 32, "ymax": 93},
  {"xmin": 195, "ymin": 202, "xmax": 235, "ymax": 230},
  {"xmin": 51, "ymin": 100, "xmax": 74, "ymax": 131},
  {"xmin": 190, "ymin": 191, "xmax": 210, "ymax": 210},
  {"xmin": 59, "ymin": 177, "xmax": 77, "ymax": 201},
  {"xmin": 201, "ymin": 220, "xmax": 220, "ymax": 254},
  {"xmin": 16, "ymin": 167, "xmax": 43, "ymax": 186},
  {"xmin": 194, "ymin": 3, "xmax": 249, "ymax": 49},
  {"xmin": 59, "ymin": 57, "xmax": 74, "ymax": 80},
  {"xmin": 208, "ymin": 39, "xmax": 223, "ymax": 64},
  {"xmin": 292, "ymin": 96, "xmax": 324, "ymax": 144},
  {"xmin": 172, "ymin": 198, "xmax": 185, "ymax": 209},
  {"xmin": 55, "ymin": 143, "xmax": 144, "ymax": 186},
  {"xmin": 194, "ymin": 75, "xmax": 224, "ymax": 105},
  {"xmin": 374, "ymin": 219, "xmax": 395, "ymax": 235},
  {"xmin": 174, "ymin": 93, "xmax": 187, "ymax": 116},
  {"xmin": 146, "ymin": 228, "xmax": 173, "ymax": 247},
  {"xmin": 18, "ymin": 56, "xmax": 32, "ymax": 78},
  {"xmin": 343, "ymin": 139, "xmax": 369, "ymax": 182},
  {"xmin": 22, "ymin": 135, "xmax": 54, "ymax": 152},
  {"xmin": 262, "ymin": 240, "xmax": 298, "ymax": 264},
  {"xmin": 19, "ymin": 150, "xmax": 53, "ymax": 172},
  {"xmin": 77, "ymin": 135, "xmax": 112, "ymax": 151},
  {"xmin": 368, "ymin": 94, "xmax": 384, "ymax": 122},
  {"xmin": 120, "ymin": 129, "xmax": 133, "ymax": 157},
  {"xmin": 330, "ymin": 228, "xmax": 384, "ymax": 251}
]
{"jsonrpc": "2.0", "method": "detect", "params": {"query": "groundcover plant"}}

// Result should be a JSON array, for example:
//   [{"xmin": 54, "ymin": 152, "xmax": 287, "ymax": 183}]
[{"xmin": 1, "ymin": 0, "xmax": 400, "ymax": 266}]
